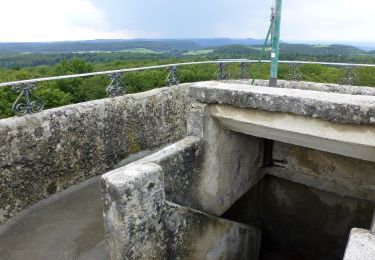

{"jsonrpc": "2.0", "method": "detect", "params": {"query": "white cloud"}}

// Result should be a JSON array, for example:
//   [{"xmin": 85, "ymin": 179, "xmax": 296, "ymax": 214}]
[
  {"xmin": 0, "ymin": 0, "xmax": 141, "ymax": 42},
  {"xmin": 282, "ymin": 0, "xmax": 375, "ymax": 42},
  {"xmin": 0, "ymin": 0, "xmax": 374, "ymax": 42},
  {"xmin": 211, "ymin": 0, "xmax": 375, "ymax": 42}
]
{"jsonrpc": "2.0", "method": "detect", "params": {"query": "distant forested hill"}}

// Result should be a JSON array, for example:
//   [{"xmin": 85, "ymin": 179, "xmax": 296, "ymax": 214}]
[
  {"xmin": 190, "ymin": 38, "xmax": 265, "ymax": 47},
  {"xmin": 0, "ymin": 39, "xmax": 369, "ymax": 56},
  {"xmin": 0, "ymin": 39, "xmax": 267, "ymax": 54},
  {"xmin": 0, "ymin": 39, "xmax": 374, "ymax": 69},
  {"xmin": 279, "ymin": 44, "xmax": 365, "ymax": 56},
  {"xmin": 0, "ymin": 40, "xmax": 201, "ymax": 53}
]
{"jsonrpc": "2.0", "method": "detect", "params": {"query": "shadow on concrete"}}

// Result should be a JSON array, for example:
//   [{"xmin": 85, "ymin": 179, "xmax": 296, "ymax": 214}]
[
  {"xmin": 0, "ymin": 176, "xmax": 106, "ymax": 260},
  {"xmin": 0, "ymin": 150, "xmax": 156, "ymax": 260}
]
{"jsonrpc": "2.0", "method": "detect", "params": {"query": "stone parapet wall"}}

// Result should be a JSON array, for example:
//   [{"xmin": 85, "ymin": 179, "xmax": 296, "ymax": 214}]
[
  {"xmin": 253, "ymin": 79, "xmax": 375, "ymax": 96},
  {"xmin": 190, "ymin": 81, "xmax": 375, "ymax": 125},
  {"xmin": 0, "ymin": 85, "xmax": 190, "ymax": 224}
]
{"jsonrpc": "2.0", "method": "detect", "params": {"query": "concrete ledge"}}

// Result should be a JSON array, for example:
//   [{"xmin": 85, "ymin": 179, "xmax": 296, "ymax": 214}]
[
  {"xmin": 0, "ymin": 85, "xmax": 190, "ymax": 224},
  {"xmin": 210, "ymin": 105, "xmax": 375, "ymax": 162},
  {"xmin": 253, "ymin": 79, "xmax": 375, "ymax": 96},
  {"xmin": 190, "ymin": 81, "xmax": 375, "ymax": 125},
  {"xmin": 101, "ymin": 137, "xmax": 261, "ymax": 259},
  {"xmin": 344, "ymin": 228, "xmax": 375, "ymax": 260}
]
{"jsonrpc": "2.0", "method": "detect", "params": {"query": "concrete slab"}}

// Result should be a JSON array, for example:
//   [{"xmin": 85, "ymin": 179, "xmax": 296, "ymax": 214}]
[
  {"xmin": 190, "ymin": 81, "xmax": 375, "ymax": 125},
  {"xmin": 344, "ymin": 228, "xmax": 375, "ymax": 260},
  {"xmin": 210, "ymin": 104, "xmax": 375, "ymax": 162},
  {"xmin": 0, "ymin": 176, "xmax": 106, "ymax": 260}
]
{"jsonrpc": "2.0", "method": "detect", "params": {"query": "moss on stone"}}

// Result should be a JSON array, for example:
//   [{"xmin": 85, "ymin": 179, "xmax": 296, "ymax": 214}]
[{"xmin": 126, "ymin": 127, "xmax": 141, "ymax": 154}]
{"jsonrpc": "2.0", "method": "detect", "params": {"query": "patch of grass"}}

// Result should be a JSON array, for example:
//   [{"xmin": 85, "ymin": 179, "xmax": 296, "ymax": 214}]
[
  {"xmin": 183, "ymin": 49, "xmax": 214, "ymax": 56},
  {"xmin": 121, "ymin": 48, "xmax": 164, "ymax": 54}
]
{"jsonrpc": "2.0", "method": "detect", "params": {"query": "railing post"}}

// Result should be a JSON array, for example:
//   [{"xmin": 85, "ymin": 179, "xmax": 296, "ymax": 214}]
[
  {"xmin": 166, "ymin": 66, "xmax": 180, "ymax": 86},
  {"xmin": 239, "ymin": 62, "xmax": 247, "ymax": 80},
  {"xmin": 217, "ymin": 62, "xmax": 227, "ymax": 80},
  {"xmin": 12, "ymin": 83, "xmax": 44, "ymax": 115},
  {"xmin": 106, "ymin": 72, "xmax": 126, "ymax": 97},
  {"xmin": 287, "ymin": 63, "xmax": 304, "ymax": 81},
  {"xmin": 269, "ymin": 0, "xmax": 283, "ymax": 87},
  {"xmin": 340, "ymin": 66, "xmax": 359, "ymax": 86}
]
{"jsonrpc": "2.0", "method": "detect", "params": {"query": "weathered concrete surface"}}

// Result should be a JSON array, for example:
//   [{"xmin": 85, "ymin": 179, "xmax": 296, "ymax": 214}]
[
  {"xmin": 0, "ymin": 176, "xmax": 105, "ymax": 260},
  {"xmin": 0, "ymin": 148, "xmax": 161, "ymax": 260},
  {"xmin": 0, "ymin": 85, "xmax": 190, "ymax": 224},
  {"xmin": 164, "ymin": 201, "xmax": 260, "ymax": 260},
  {"xmin": 344, "ymin": 228, "xmax": 375, "ymax": 260},
  {"xmin": 210, "ymin": 104, "xmax": 375, "ymax": 162},
  {"xmin": 267, "ymin": 141, "xmax": 375, "ymax": 202},
  {"xmin": 189, "ymin": 81, "xmax": 375, "ymax": 125},
  {"xmin": 190, "ymin": 103, "xmax": 264, "ymax": 216},
  {"xmin": 101, "ymin": 137, "xmax": 261, "ymax": 259},
  {"xmin": 253, "ymin": 79, "xmax": 375, "ymax": 96},
  {"xmin": 223, "ymin": 175, "xmax": 374, "ymax": 260}
]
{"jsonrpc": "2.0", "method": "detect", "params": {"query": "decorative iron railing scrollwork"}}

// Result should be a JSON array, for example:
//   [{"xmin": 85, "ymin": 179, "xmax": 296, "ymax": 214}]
[
  {"xmin": 238, "ymin": 62, "xmax": 249, "ymax": 80},
  {"xmin": 12, "ymin": 83, "xmax": 44, "ymax": 116},
  {"xmin": 286, "ymin": 63, "xmax": 304, "ymax": 81},
  {"xmin": 166, "ymin": 66, "xmax": 180, "ymax": 86},
  {"xmin": 339, "ymin": 66, "xmax": 359, "ymax": 86},
  {"xmin": 106, "ymin": 72, "xmax": 127, "ymax": 97},
  {"xmin": 1, "ymin": 60, "xmax": 374, "ymax": 117},
  {"xmin": 217, "ymin": 62, "xmax": 230, "ymax": 80}
]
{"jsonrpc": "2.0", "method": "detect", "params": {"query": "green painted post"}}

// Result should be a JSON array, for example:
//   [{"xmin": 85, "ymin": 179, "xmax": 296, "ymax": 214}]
[{"xmin": 269, "ymin": 0, "xmax": 283, "ymax": 87}]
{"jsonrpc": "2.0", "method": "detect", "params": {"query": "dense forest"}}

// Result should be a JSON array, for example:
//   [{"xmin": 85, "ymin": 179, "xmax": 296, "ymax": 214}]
[
  {"xmin": 1, "ymin": 43, "xmax": 374, "ymax": 69},
  {"xmin": 0, "ymin": 40, "xmax": 374, "ymax": 119}
]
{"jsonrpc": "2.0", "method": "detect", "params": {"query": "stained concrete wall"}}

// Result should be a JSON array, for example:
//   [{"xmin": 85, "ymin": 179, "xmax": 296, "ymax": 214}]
[
  {"xmin": 0, "ymin": 85, "xmax": 190, "ymax": 224},
  {"xmin": 187, "ymin": 81, "xmax": 375, "ymax": 259},
  {"xmin": 223, "ymin": 175, "xmax": 374, "ymax": 260},
  {"xmin": 187, "ymin": 102, "xmax": 264, "ymax": 216},
  {"xmin": 101, "ymin": 137, "xmax": 261, "ymax": 259},
  {"xmin": 269, "ymin": 141, "xmax": 375, "ymax": 202}
]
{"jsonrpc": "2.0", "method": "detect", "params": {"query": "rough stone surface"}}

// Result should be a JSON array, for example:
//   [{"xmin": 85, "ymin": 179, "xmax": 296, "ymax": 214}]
[
  {"xmin": 102, "ymin": 162, "xmax": 166, "ymax": 259},
  {"xmin": 253, "ymin": 79, "xmax": 375, "ymax": 96},
  {"xmin": 198, "ymin": 105, "xmax": 264, "ymax": 216},
  {"xmin": 0, "ymin": 85, "xmax": 190, "ymax": 224},
  {"xmin": 344, "ymin": 228, "xmax": 375, "ymax": 260},
  {"xmin": 189, "ymin": 81, "xmax": 375, "ymax": 125},
  {"xmin": 101, "ymin": 137, "xmax": 261, "ymax": 259},
  {"xmin": 114, "ymin": 136, "xmax": 204, "ymax": 212},
  {"xmin": 268, "ymin": 141, "xmax": 375, "ymax": 202}
]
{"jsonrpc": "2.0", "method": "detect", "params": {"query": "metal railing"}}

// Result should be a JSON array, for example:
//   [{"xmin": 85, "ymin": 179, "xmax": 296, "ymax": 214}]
[{"xmin": 1, "ymin": 59, "xmax": 375, "ymax": 116}]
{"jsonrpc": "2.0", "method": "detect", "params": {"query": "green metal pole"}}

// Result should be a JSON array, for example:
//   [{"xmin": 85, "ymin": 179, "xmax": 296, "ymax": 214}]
[{"xmin": 269, "ymin": 0, "xmax": 283, "ymax": 87}]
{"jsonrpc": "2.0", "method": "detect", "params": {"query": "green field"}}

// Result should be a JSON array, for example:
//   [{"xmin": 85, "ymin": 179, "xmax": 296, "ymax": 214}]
[
  {"xmin": 121, "ymin": 48, "xmax": 164, "ymax": 54},
  {"xmin": 183, "ymin": 49, "xmax": 214, "ymax": 55}
]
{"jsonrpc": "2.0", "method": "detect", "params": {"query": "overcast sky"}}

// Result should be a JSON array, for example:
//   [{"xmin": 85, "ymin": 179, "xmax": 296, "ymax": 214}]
[{"xmin": 0, "ymin": 0, "xmax": 374, "ymax": 43}]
